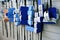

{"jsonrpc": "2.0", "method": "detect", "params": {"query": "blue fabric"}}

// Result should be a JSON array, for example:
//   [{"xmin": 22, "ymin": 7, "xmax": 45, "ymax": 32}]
[
  {"xmin": 15, "ymin": 13, "xmax": 19, "ymax": 18},
  {"xmin": 25, "ymin": 22, "xmax": 43, "ymax": 33},
  {"xmin": 20, "ymin": 6, "xmax": 34, "ymax": 25},
  {"xmin": 40, "ymin": 17, "xmax": 44, "ymax": 22},
  {"xmin": 25, "ymin": 25, "xmax": 34, "ymax": 32},
  {"xmin": 15, "ymin": 22, "xmax": 20, "ymax": 26},
  {"xmin": 15, "ymin": 18, "xmax": 20, "ymax": 22},
  {"xmin": 27, "ymin": 11, "xmax": 34, "ymax": 25},
  {"xmin": 27, "ymin": 6, "xmax": 34, "ymax": 25},
  {"xmin": 7, "ymin": 14, "xmax": 14, "ymax": 18},
  {"xmin": 48, "ymin": 7, "xmax": 57, "ymax": 19},
  {"xmin": 28, "ymin": 20, "xmax": 33, "ymax": 25},
  {"xmin": 28, "ymin": 11, "xmax": 33, "ymax": 16},
  {"xmin": 35, "ymin": 22, "xmax": 43, "ymax": 33},
  {"xmin": 36, "ymin": 22, "xmax": 43, "ymax": 28},
  {"xmin": 28, "ymin": 6, "xmax": 33, "ymax": 11},
  {"xmin": 9, "ymin": 18, "xmax": 14, "ymax": 22},
  {"xmin": 6, "ymin": 8, "xmax": 15, "ymax": 22},
  {"xmin": 20, "ymin": 20, "xmax": 28, "ymax": 25},
  {"xmin": 14, "ymin": 12, "xmax": 21, "ymax": 26},
  {"xmin": 25, "ymin": 6, "xmax": 43, "ymax": 33},
  {"xmin": 43, "ymin": 7, "xmax": 57, "ymax": 24},
  {"xmin": 6, "ymin": 13, "xmax": 8, "ymax": 16},
  {"xmin": 8, "ymin": 8, "xmax": 15, "ymax": 14},
  {"xmin": 21, "ymin": 12, "xmax": 28, "ymax": 20},
  {"xmin": 38, "ymin": 0, "xmax": 41, "ymax": 5},
  {"xmin": 20, "ymin": 6, "xmax": 28, "ymax": 11},
  {"xmin": 6, "ymin": 8, "xmax": 15, "ymax": 18},
  {"xmin": 20, "ymin": 6, "xmax": 28, "ymax": 25},
  {"xmin": 20, "ymin": 7, "xmax": 28, "ymax": 22},
  {"xmin": 14, "ymin": 14, "xmax": 20, "ymax": 22}
]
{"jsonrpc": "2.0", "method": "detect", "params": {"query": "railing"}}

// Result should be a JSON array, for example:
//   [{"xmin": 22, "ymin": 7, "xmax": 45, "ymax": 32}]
[
  {"xmin": 1, "ymin": 20, "xmax": 42, "ymax": 40},
  {"xmin": 0, "ymin": 0, "xmax": 60, "ymax": 40}
]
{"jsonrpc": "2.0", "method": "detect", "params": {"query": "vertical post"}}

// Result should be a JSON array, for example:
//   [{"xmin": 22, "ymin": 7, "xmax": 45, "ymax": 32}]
[
  {"xmin": 4, "ymin": 0, "xmax": 8, "ymax": 37},
  {"xmin": 1, "ymin": 1, "xmax": 4, "ymax": 36},
  {"xmin": 2, "ymin": 2, "xmax": 7, "ymax": 37},
  {"xmin": 11, "ymin": 0, "xmax": 17, "ymax": 40}
]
